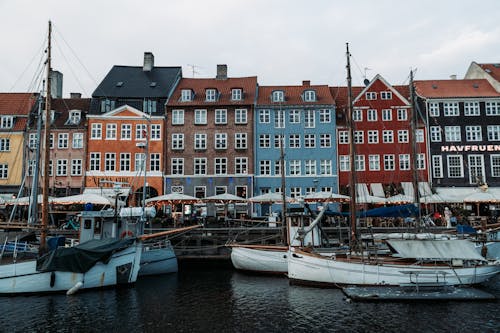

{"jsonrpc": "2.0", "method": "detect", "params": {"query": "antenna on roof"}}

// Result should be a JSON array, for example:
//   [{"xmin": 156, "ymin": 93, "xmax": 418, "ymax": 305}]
[{"xmin": 187, "ymin": 64, "xmax": 201, "ymax": 78}]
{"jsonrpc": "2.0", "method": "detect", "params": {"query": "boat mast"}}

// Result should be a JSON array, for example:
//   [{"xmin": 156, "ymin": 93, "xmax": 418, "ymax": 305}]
[
  {"xmin": 409, "ymin": 70, "xmax": 421, "ymax": 229},
  {"xmin": 40, "ymin": 21, "xmax": 52, "ymax": 253},
  {"xmin": 346, "ymin": 43, "xmax": 358, "ymax": 252},
  {"xmin": 141, "ymin": 115, "xmax": 150, "ymax": 233},
  {"xmin": 280, "ymin": 133, "xmax": 287, "ymax": 245}
]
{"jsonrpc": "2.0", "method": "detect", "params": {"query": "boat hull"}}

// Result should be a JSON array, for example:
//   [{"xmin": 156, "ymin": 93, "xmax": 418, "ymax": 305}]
[
  {"xmin": 0, "ymin": 242, "xmax": 142, "ymax": 295},
  {"xmin": 288, "ymin": 249, "xmax": 500, "ymax": 286},
  {"xmin": 139, "ymin": 243, "xmax": 178, "ymax": 276},
  {"xmin": 230, "ymin": 246, "xmax": 288, "ymax": 274}
]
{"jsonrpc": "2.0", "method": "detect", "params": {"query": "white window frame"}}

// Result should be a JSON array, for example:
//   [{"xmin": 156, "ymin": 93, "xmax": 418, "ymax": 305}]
[{"xmin": 172, "ymin": 110, "xmax": 185, "ymax": 125}]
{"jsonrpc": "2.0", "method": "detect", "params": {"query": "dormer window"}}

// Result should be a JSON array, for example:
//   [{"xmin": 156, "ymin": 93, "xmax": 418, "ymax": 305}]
[
  {"xmin": 272, "ymin": 90, "xmax": 284, "ymax": 102},
  {"xmin": 101, "ymin": 99, "xmax": 115, "ymax": 113},
  {"xmin": 206, "ymin": 89, "xmax": 217, "ymax": 102},
  {"xmin": 67, "ymin": 110, "xmax": 81, "ymax": 125},
  {"xmin": 0, "ymin": 116, "xmax": 13, "ymax": 129},
  {"xmin": 181, "ymin": 89, "xmax": 193, "ymax": 102},
  {"xmin": 41, "ymin": 111, "xmax": 55, "ymax": 124},
  {"xmin": 231, "ymin": 88, "xmax": 242, "ymax": 101},
  {"xmin": 303, "ymin": 90, "xmax": 316, "ymax": 102},
  {"xmin": 143, "ymin": 99, "xmax": 157, "ymax": 113}
]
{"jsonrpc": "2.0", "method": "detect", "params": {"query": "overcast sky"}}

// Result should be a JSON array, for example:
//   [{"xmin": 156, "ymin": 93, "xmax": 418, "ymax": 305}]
[{"xmin": 1, "ymin": 0, "xmax": 500, "ymax": 97}]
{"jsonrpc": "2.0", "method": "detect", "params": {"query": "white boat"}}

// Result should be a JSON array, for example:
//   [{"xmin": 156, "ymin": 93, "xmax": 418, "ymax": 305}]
[{"xmin": 230, "ymin": 245, "xmax": 289, "ymax": 274}]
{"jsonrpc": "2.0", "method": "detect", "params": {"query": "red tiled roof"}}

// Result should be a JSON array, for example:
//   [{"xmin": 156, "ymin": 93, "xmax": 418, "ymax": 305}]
[
  {"xmin": 478, "ymin": 63, "xmax": 500, "ymax": 82},
  {"xmin": 414, "ymin": 79, "xmax": 500, "ymax": 98},
  {"xmin": 0, "ymin": 117, "xmax": 28, "ymax": 132},
  {"xmin": 257, "ymin": 84, "xmax": 334, "ymax": 105},
  {"xmin": 167, "ymin": 77, "xmax": 258, "ymax": 106},
  {"xmin": 0, "ymin": 93, "xmax": 37, "ymax": 115}
]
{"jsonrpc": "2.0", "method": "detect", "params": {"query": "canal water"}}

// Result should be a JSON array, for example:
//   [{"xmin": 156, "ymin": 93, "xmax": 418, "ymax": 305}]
[{"xmin": 1, "ymin": 264, "xmax": 499, "ymax": 332}]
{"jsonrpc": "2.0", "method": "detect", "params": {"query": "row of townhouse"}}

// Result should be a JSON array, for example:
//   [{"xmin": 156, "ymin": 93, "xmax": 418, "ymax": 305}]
[{"xmin": 1, "ymin": 52, "xmax": 500, "ymax": 215}]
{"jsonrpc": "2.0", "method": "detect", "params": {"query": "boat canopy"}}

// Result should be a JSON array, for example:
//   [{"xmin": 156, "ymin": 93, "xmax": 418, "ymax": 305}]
[
  {"xmin": 36, "ymin": 238, "xmax": 136, "ymax": 273},
  {"xmin": 386, "ymin": 239, "xmax": 486, "ymax": 261}
]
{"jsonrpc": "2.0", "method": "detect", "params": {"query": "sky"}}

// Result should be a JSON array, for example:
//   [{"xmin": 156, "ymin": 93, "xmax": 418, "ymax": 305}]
[{"xmin": 1, "ymin": 0, "xmax": 500, "ymax": 98}]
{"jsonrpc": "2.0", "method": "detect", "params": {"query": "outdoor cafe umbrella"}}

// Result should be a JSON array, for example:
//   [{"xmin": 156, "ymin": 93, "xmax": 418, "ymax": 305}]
[
  {"xmin": 248, "ymin": 192, "xmax": 293, "ymax": 216},
  {"xmin": 145, "ymin": 193, "xmax": 200, "ymax": 223},
  {"xmin": 303, "ymin": 191, "xmax": 350, "ymax": 203},
  {"xmin": 49, "ymin": 193, "xmax": 112, "ymax": 206},
  {"xmin": 202, "ymin": 193, "xmax": 247, "ymax": 220},
  {"xmin": 463, "ymin": 190, "xmax": 500, "ymax": 216}
]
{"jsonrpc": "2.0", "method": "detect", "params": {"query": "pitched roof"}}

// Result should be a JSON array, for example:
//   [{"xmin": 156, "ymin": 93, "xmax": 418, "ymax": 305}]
[
  {"xmin": 257, "ymin": 84, "xmax": 334, "ymax": 106},
  {"xmin": 50, "ymin": 98, "xmax": 90, "ymax": 128},
  {"xmin": 0, "ymin": 93, "xmax": 37, "ymax": 116},
  {"xmin": 167, "ymin": 77, "xmax": 258, "ymax": 106},
  {"xmin": 414, "ymin": 79, "xmax": 500, "ymax": 98},
  {"xmin": 92, "ymin": 66, "xmax": 182, "ymax": 98},
  {"xmin": 477, "ymin": 63, "xmax": 500, "ymax": 82}
]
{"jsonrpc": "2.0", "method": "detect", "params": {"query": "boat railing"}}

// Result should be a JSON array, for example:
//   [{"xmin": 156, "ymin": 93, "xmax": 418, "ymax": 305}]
[{"xmin": 399, "ymin": 270, "xmax": 450, "ymax": 292}]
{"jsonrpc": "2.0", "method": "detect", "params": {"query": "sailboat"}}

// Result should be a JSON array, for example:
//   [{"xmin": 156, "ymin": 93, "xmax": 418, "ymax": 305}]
[
  {"xmin": 287, "ymin": 43, "xmax": 500, "ymax": 287},
  {"xmin": 0, "ymin": 21, "xmax": 142, "ymax": 295}
]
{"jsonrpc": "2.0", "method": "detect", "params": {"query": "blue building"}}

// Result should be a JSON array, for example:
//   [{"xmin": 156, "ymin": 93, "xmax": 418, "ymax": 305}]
[{"xmin": 254, "ymin": 81, "xmax": 338, "ymax": 216}]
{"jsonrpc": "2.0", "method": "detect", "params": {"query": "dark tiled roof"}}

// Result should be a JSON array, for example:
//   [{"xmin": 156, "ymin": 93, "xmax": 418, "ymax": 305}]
[
  {"xmin": 257, "ymin": 84, "xmax": 334, "ymax": 105},
  {"xmin": 414, "ymin": 79, "xmax": 500, "ymax": 98},
  {"xmin": 92, "ymin": 66, "xmax": 182, "ymax": 98},
  {"xmin": 51, "ymin": 98, "xmax": 90, "ymax": 128},
  {"xmin": 478, "ymin": 63, "xmax": 500, "ymax": 82},
  {"xmin": 168, "ymin": 77, "xmax": 258, "ymax": 106},
  {"xmin": 0, "ymin": 93, "xmax": 37, "ymax": 115}
]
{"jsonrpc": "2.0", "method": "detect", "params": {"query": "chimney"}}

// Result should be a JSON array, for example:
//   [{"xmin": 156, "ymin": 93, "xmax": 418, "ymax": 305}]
[
  {"xmin": 216, "ymin": 64, "xmax": 228, "ymax": 80},
  {"xmin": 143, "ymin": 52, "xmax": 154, "ymax": 72},
  {"xmin": 50, "ymin": 70, "xmax": 63, "ymax": 98},
  {"xmin": 302, "ymin": 80, "xmax": 311, "ymax": 86},
  {"xmin": 70, "ymin": 92, "xmax": 82, "ymax": 99},
  {"xmin": 450, "ymin": 74, "xmax": 457, "ymax": 80}
]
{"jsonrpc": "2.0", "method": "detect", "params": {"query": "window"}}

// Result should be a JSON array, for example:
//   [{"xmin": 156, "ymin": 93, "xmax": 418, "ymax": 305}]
[
  {"xmin": 259, "ymin": 134, "xmax": 271, "ymax": 148},
  {"xmin": 466, "ymin": 126, "xmax": 482, "ymax": 142},
  {"xmin": 272, "ymin": 90, "xmax": 284, "ymax": 102},
  {"xmin": 274, "ymin": 159, "xmax": 284, "ymax": 175},
  {"xmin": 353, "ymin": 109, "xmax": 362, "ymax": 121},
  {"xmin": 367, "ymin": 130, "xmax": 378, "ymax": 144},
  {"xmin": 259, "ymin": 109, "xmax": 270, "ymax": 123},
  {"xmin": 194, "ymin": 158, "xmax": 207, "ymax": 175},
  {"xmin": 135, "ymin": 153, "xmax": 146, "ymax": 172},
  {"xmin": 289, "ymin": 134, "xmax": 300, "ymax": 148},
  {"xmin": 0, "ymin": 116, "xmax": 13, "ymax": 129},
  {"xmin": 305, "ymin": 160, "xmax": 316, "ymax": 175},
  {"xmin": 56, "ymin": 159, "xmax": 67, "ymax": 176},
  {"xmin": 181, "ymin": 89, "xmax": 192, "ymax": 102},
  {"xmin": 235, "ymin": 109, "xmax": 247, "ymax": 124},
  {"xmin": 150, "ymin": 124, "xmax": 161, "ymax": 140},
  {"xmin": 89, "ymin": 153, "xmax": 100, "ymax": 171},
  {"xmin": 121, "ymin": 124, "xmax": 131, "ymax": 140},
  {"xmin": 48, "ymin": 160, "xmax": 53, "ymax": 176},
  {"xmin": 354, "ymin": 131, "xmax": 364, "ymax": 144},
  {"xmin": 91, "ymin": 123, "xmax": 102, "ymax": 139},
  {"xmin": 320, "ymin": 134, "xmax": 331, "ymax": 148},
  {"xmin": 416, "ymin": 129, "xmax": 424, "ymax": 142},
  {"xmin": 171, "ymin": 133, "xmax": 184, "ymax": 150},
  {"xmin": 399, "ymin": 154, "xmax": 410, "ymax": 170},
  {"xmin": 215, "ymin": 158, "xmax": 227, "ymax": 175},
  {"xmin": 235, "ymin": 157, "xmax": 247, "ymax": 174},
  {"xmin": 68, "ymin": 111, "xmax": 81, "ymax": 124},
  {"xmin": 215, "ymin": 133, "xmax": 227, "ymax": 149},
  {"xmin": 447, "ymin": 155, "xmax": 464, "ymax": 178},
  {"xmin": 429, "ymin": 103, "xmax": 439, "ymax": 117},
  {"xmin": 367, "ymin": 109, "xmax": 377, "ymax": 121},
  {"xmin": 29, "ymin": 133, "xmax": 37, "ymax": 149},
  {"xmin": 274, "ymin": 110, "xmax": 285, "ymax": 128},
  {"xmin": 136, "ymin": 124, "xmax": 147, "ymax": 140},
  {"xmin": 492, "ymin": 155, "xmax": 500, "ymax": 177},
  {"xmin": 172, "ymin": 110, "xmax": 184, "ymax": 125},
  {"xmin": 100, "ymin": 99, "xmax": 115, "ymax": 112},
  {"xmin": 27, "ymin": 160, "xmax": 35, "ymax": 176},
  {"xmin": 488, "ymin": 125, "xmax": 500, "ymax": 141},
  {"xmin": 464, "ymin": 101, "xmax": 480, "ymax": 116},
  {"xmin": 369, "ymin": 155, "xmax": 380, "ymax": 171},
  {"xmin": 171, "ymin": 158, "xmax": 184, "ymax": 175},
  {"xmin": 382, "ymin": 109, "xmax": 392, "ymax": 121},
  {"xmin": 289, "ymin": 110, "xmax": 301, "ymax": 123},
  {"xmin": 231, "ymin": 88, "xmax": 242, "ymax": 101},
  {"xmin": 195, "ymin": 109, "xmax": 207, "ymax": 124},
  {"xmin": 432, "ymin": 155, "xmax": 443, "ymax": 178},
  {"xmin": 290, "ymin": 187, "xmax": 301, "ymax": 199},
  {"xmin": 194, "ymin": 133, "xmax": 207, "ymax": 150},
  {"xmin": 444, "ymin": 126, "xmax": 461, "ymax": 142},
  {"xmin": 58, "ymin": 133, "xmax": 68, "ymax": 148},
  {"xmin": 120, "ymin": 153, "xmax": 130, "ymax": 171},
  {"xmin": 320, "ymin": 160, "xmax": 332, "ymax": 175},
  {"xmin": 143, "ymin": 99, "xmax": 157, "ymax": 113},
  {"xmin": 486, "ymin": 101, "xmax": 500, "ymax": 115},
  {"xmin": 338, "ymin": 131, "xmax": 349, "ymax": 144},
  {"xmin": 304, "ymin": 110, "xmax": 315, "ymax": 128},
  {"xmin": 205, "ymin": 89, "xmax": 217, "ymax": 102},
  {"xmin": 235, "ymin": 133, "xmax": 247, "ymax": 149},
  {"xmin": 339, "ymin": 155, "xmax": 350, "ymax": 172},
  {"xmin": 380, "ymin": 91, "xmax": 392, "ymax": 100},
  {"xmin": 274, "ymin": 134, "xmax": 284, "ymax": 148},
  {"xmin": 304, "ymin": 134, "xmax": 316, "ymax": 148},
  {"xmin": 303, "ymin": 90, "xmax": 316, "ymax": 102},
  {"xmin": 49, "ymin": 133, "xmax": 54, "ymax": 149},
  {"xmin": 469, "ymin": 155, "xmax": 485, "ymax": 184},
  {"xmin": 0, "ymin": 138, "xmax": 10, "ymax": 151},
  {"xmin": 397, "ymin": 109, "xmax": 407, "ymax": 121},
  {"xmin": 260, "ymin": 160, "xmax": 271, "ymax": 175},
  {"xmin": 71, "ymin": 159, "xmax": 82, "ymax": 176},
  {"xmin": 319, "ymin": 109, "xmax": 331, "ymax": 123},
  {"xmin": 215, "ymin": 109, "xmax": 227, "ymax": 124},
  {"xmin": 290, "ymin": 160, "xmax": 301, "ymax": 175},
  {"xmin": 106, "ymin": 124, "xmax": 117, "ymax": 140},
  {"xmin": 355, "ymin": 155, "xmax": 365, "ymax": 171},
  {"xmin": 443, "ymin": 102, "xmax": 459, "ymax": 116},
  {"xmin": 72, "ymin": 133, "xmax": 83, "ymax": 148},
  {"xmin": 417, "ymin": 153, "xmax": 426, "ymax": 170},
  {"xmin": 398, "ymin": 130, "xmax": 408, "ymax": 143},
  {"xmin": 0, "ymin": 164, "xmax": 9, "ymax": 179},
  {"xmin": 366, "ymin": 92, "xmax": 377, "ymax": 100},
  {"xmin": 384, "ymin": 154, "xmax": 395, "ymax": 170},
  {"xmin": 105, "ymin": 153, "xmax": 115, "ymax": 171},
  {"xmin": 430, "ymin": 126, "xmax": 442, "ymax": 142},
  {"xmin": 195, "ymin": 186, "xmax": 206, "ymax": 199},
  {"xmin": 150, "ymin": 153, "xmax": 160, "ymax": 171}
]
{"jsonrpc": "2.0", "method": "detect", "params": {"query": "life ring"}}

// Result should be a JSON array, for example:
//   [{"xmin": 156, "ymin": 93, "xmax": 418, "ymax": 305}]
[{"xmin": 120, "ymin": 230, "xmax": 134, "ymax": 239}]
